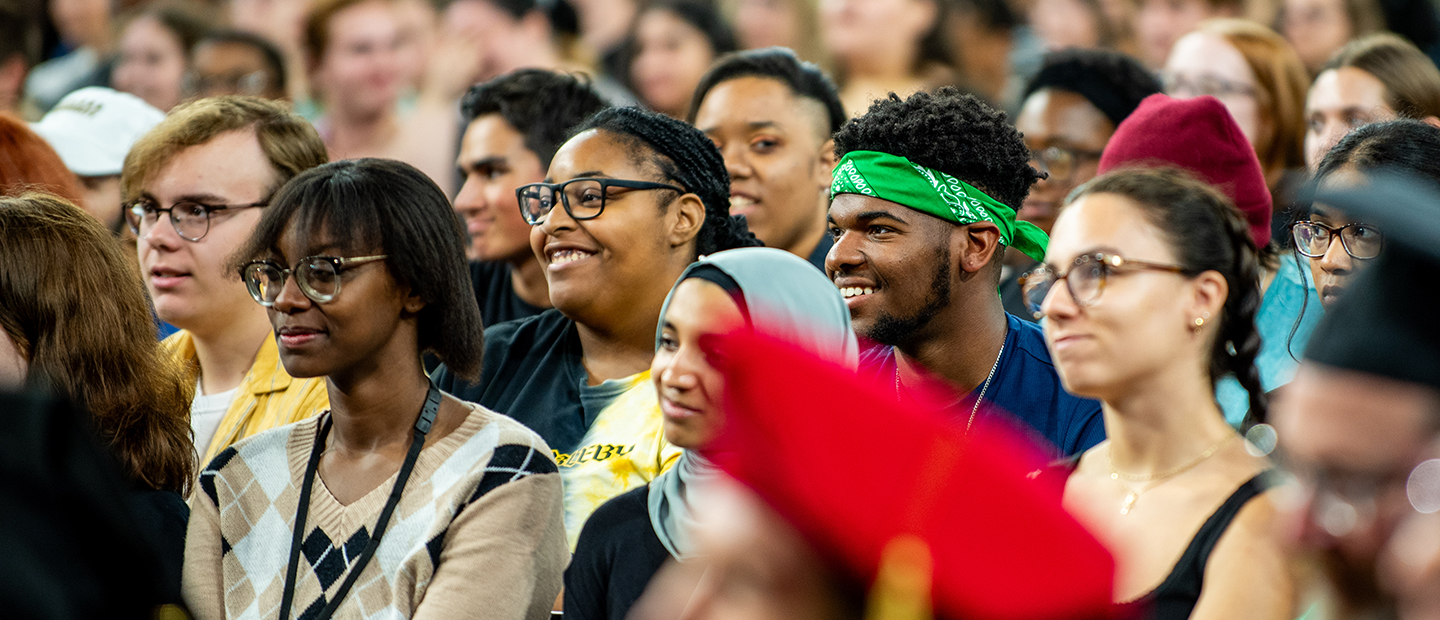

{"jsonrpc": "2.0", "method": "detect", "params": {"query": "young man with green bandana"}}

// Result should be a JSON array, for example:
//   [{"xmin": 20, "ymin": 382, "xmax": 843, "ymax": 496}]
[{"xmin": 826, "ymin": 87, "xmax": 1104, "ymax": 457}]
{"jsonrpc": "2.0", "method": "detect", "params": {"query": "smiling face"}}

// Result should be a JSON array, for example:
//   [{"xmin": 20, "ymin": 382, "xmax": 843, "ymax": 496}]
[
  {"xmin": 694, "ymin": 76, "xmax": 835, "ymax": 256},
  {"xmin": 137, "ymin": 129, "xmax": 275, "ymax": 335},
  {"xmin": 631, "ymin": 9, "xmax": 719, "ymax": 117},
  {"xmin": 653, "ymin": 278, "xmax": 745, "ymax": 448},
  {"xmin": 1038, "ymin": 192, "xmax": 1212, "ymax": 401},
  {"xmin": 455, "ymin": 113, "xmax": 545, "ymax": 262},
  {"xmin": 311, "ymin": 0, "xmax": 406, "ymax": 119},
  {"xmin": 1015, "ymin": 88, "xmax": 1114, "ymax": 236},
  {"xmin": 825, "ymin": 193, "xmax": 956, "ymax": 346},
  {"xmin": 530, "ymin": 129, "xmax": 705, "ymax": 327},
  {"xmin": 113, "ymin": 15, "xmax": 189, "ymax": 112},
  {"xmin": 1305, "ymin": 67, "xmax": 1397, "ymax": 170},
  {"xmin": 262, "ymin": 229, "xmax": 421, "ymax": 381}
]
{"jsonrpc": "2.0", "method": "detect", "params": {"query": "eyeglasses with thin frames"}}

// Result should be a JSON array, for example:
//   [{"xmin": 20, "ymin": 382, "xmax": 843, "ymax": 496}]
[
  {"xmin": 1020, "ymin": 252, "xmax": 1192, "ymax": 319},
  {"xmin": 126, "ymin": 197, "xmax": 269, "ymax": 242},
  {"xmin": 241, "ymin": 255, "xmax": 389, "ymax": 307},
  {"xmin": 1029, "ymin": 146, "xmax": 1104, "ymax": 184},
  {"xmin": 1290, "ymin": 220, "xmax": 1384, "ymax": 260},
  {"xmin": 515, "ymin": 177, "xmax": 686, "ymax": 225}
]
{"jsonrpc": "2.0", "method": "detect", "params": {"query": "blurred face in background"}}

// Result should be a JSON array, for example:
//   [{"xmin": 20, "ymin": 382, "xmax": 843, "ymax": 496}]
[
  {"xmin": 1304, "ymin": 66, "xmax": 1397, "ymax": 169},
  {"xmin": 631, "ymin": 8, "xmax": 718, "ymax": 117},
  {"xmin": 311, "ymin": 0, "xmax": 407, "ymax": 119},
  {"xmin": 733, "ymin": 0, "xmax": 802, "ymax": 51},
  {"xmin": 1283, "ymin": 0, "xmax": 1355, "ymax": 74},
  {"xmin": 230, "ymin": 0, "xmax": 312, "ymax": 61},
  {"xmin": 1030, "ymin": 0, "xmax": 1105, "ymax": 50},
  {"xmin": 453, "ymin": 113, "xmax": 544, "ymax": 262},
  {"xmin": 393, "ymin": 0, "xmax": 437, "ymax": 90},
  {"xmin": 821, "ymin": 0, "xmax": 936, "ymax": 71},
  {"xmin": 50, "ymin": 0, "xmax": 112, "ymax": 49},
  {"xmin": 189, "ymin": 40, "xmax": 287, "ymax": 100},
  {"xmin": 1135, "ymin": 0, "xmax": 1233, "ymax": 68},
  {"xmin": 113, "ymin": 16, "xmax": 189, "ymax": 111},
  {"xmin": 1164, "ymin": 30, "xmax": 1262, "ymax": 144},
  {"xmin": 1015, "ymin": 88, "xmax": 1114, "ymax": 237},
  {"xmin": 443, "ymin": 0, "xmax": 538, "ymax": 84}
]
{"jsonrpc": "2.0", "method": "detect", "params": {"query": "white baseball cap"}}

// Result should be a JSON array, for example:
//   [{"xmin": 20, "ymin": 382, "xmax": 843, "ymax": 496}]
[{"xmin": 30, "ymin": 87, "xmax": 167, "ymax": 177}]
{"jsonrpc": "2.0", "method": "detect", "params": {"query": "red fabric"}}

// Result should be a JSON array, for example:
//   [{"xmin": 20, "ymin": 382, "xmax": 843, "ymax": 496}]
[
  {"xmin": 1097, "ymin": 94, "xmax": 1272, "ymax": 248},
  {"xmin": 703, "ymin": 331, "xmax": 1116, "ymax": 620}
]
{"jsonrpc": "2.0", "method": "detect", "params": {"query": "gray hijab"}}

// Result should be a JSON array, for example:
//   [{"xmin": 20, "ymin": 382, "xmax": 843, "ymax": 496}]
[{"xmin": 648, "ymin": 247, "xmax": 857, "ymax": 559}]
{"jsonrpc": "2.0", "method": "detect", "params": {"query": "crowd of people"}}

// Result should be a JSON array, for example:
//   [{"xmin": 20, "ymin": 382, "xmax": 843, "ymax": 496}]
[{"xmin": 2, "ymin": 0, "xmax": 1440, "ymax": 618}]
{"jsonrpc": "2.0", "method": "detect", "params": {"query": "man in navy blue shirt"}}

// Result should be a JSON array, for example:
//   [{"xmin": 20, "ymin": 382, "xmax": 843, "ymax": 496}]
[{"xmin": 825, "ymin": 87, "xmax": 1104, "ymax": 457}]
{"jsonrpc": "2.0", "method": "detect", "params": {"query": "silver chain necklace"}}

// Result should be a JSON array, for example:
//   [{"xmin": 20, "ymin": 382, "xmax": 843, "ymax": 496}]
[{"xmin": 894, "ymin": 340, "xmax": 1006, "ymax": 433}]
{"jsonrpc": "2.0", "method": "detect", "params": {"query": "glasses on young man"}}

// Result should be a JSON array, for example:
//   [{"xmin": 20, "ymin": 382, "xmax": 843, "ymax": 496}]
[
  {"xmin": 241, "ymin": 255, "xmax": 388, "ymax": 306},
  {"xmin": 1020, "ymin": 252, "xmax": 1192, "ymax": 319},
  {"xmin": 1290, "ymin": 220, "xmax": 1384, "ymax": 260},
  {"xmin": 515, "ymin": 178, "xmax": 686, "ymax": 225},
  {"xmin": 1029, "ymin": 146, "xmax": 1104, "ymax": 184},
  {"xmin": 126, "ymin": 197, "xmax": 268, "ymax": 242}
]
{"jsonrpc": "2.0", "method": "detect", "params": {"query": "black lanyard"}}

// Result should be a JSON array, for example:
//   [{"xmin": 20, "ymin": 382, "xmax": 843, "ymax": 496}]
[{"xmin": 277, "ymin": 382, "xmax": 442, "ymax": 620}]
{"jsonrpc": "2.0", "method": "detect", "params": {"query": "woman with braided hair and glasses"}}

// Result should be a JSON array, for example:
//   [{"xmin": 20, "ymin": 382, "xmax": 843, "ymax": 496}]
[
  {"xmin": 1025, "ymin": 167, "xmax": 1294, "ymax": 619},
  {"xmin": 433, "ymin": 106, "xmax": 762, "ymax": 550}
]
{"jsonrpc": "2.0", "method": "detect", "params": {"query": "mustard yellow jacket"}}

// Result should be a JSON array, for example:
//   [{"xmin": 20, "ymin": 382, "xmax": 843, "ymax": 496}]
[{"xmin": 167, "ymin": 331, "xmax": 330, "ymax": 467}]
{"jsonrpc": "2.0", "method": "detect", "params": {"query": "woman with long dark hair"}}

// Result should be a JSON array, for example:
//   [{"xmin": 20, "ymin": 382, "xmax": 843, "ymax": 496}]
[
  {"xmin": 184, "ymin": 158, "xmax": 568, "ymax": 619},
  {"xmin": 1025, "ymin": 167, "xmax": 1293, "ymax": 619}
]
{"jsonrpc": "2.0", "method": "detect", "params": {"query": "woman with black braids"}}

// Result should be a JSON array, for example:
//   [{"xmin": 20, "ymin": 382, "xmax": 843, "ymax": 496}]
[
  {"xmin": 433, "ymin": 106, "xmax": 761, "ymax": 549},
  {"xmin": 1026, "ymin": 168, "xmax": 1293, "ymax": 619}
]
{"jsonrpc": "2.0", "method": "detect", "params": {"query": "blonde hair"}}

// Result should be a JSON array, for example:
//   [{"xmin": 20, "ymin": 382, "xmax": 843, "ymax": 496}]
[{"xmin": 121, "ymin": 96, "xmax": 327, "ymax": 202}]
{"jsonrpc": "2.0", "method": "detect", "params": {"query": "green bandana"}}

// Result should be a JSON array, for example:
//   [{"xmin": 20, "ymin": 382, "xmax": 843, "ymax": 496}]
[{"xmin": 831, "ymin": 150, "xmax": 1048, "ymax": 263}]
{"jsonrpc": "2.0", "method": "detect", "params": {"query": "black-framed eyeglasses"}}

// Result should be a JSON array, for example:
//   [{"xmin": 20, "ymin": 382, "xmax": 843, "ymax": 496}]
[
  {"xmin": 126, "ymin": 197, "xmax": 269, "ymax": 242},
  {"xmin": 1290, "ymin": 220, "xmax": 1384, "ymax": 260},
  {"xmin": 183, "ymin": 70, "xmax": 272, "ymax": 97},
  {"xmin": 1029, "ymin": 146, "xmax": 1105, "ymax": 184},
  {"xmin": 1020, "ymin": 252, "xmax": 1192, "ymax": 319},
  {"xmin": 241, "ymin": 255, "xmax": 388, "ymax": 307},
  {"xmin": 515, "ymin": 177, "xmax": 686, "ymax": 225}
]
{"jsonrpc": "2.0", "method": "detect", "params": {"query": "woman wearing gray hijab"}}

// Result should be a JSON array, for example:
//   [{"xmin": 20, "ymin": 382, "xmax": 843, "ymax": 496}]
[{"xmin": 563, "ymin": 247, "xmax": 857, "ymax": 620}]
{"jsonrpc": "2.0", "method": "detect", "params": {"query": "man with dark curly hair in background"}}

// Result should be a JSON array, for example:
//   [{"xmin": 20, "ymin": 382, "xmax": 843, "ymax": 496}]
[{"xmin": 826, "ymin": 87, "xmax": 1104, "ymax": 457}]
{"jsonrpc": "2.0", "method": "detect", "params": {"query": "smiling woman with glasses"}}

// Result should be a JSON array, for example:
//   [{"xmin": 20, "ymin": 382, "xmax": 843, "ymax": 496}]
[
  {"xmin": 1032, "ymin": 167, "xmax": 1295, "ymax": 620},
  {"xmin": 433, "ymin": 106, "xmax": 762, "ymax": 551},
  {"xmin": 185, "ymin": 158, "xmax": 569, "ymax": 620}
]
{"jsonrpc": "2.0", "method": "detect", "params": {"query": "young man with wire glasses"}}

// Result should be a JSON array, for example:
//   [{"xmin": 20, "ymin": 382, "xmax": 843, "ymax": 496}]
[{"xmin": 121, "ymin": 95, "xmax": 329, "ymax": 466}]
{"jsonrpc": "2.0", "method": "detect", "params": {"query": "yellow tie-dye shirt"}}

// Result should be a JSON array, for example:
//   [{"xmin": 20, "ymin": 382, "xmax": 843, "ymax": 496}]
[{"xmin": 557, "ymin": 370, "xmax": 681, "ymax": 549}]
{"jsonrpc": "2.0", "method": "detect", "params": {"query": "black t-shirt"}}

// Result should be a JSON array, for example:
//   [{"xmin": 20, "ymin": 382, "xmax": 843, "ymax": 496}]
[
  {"xmin": 807, "ymin": 233, "xmax": 834, "ymax": 271},
  {"xmin": 470, "ymin": 260, "xmax": 546, "ymax": 328},
  {"xmin": 434, "ymin": 309, "xmax": 601, "ymax": 454},
  {"xmin": 564, "ymin": 485, "xmax": 672, "ymax": 620}
]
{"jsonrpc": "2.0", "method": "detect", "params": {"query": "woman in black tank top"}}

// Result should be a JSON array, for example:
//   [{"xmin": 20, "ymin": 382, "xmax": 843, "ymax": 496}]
[{"xmin": 1022, "ymin": 168, "xmax": 1295, "ymax": 619}]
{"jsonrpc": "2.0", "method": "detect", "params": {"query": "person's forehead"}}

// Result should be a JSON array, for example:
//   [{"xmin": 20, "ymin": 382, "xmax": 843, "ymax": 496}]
[
  {"xmin": 547, "ymin": 129, "xmax": 650, "ymax": 180},
  {"xmin": 828, "ymin": 193, "xmax": 915, "ymax": 221},
  {"xmin": 1046, "ymin": 192, "xmax": 1172, "ymax": 264},
  {"xmin": 147, "ymin": 130, "xmax": 275, "ymax": 198},
  {"xmin": 195, "ymin": 40, "xmax": 269, "ymax": 72},
  {"xmin": 462, "ymin": 114, "xmax": 529, "ymax": 156},
  {"xmin": 697, "ymin": 76, "xmax": 824, "ymax": 132},
  {"xmin": 1309, "ymin": 67, "xmax": 1392, "ymax": 112},
  {"xmin": 1016, "ymin": 88, "xmax": 1114, "ymax": 147},
  {"xmin": 1276, "ymin": 365, "xmax": 1437, "ymax": 468}
]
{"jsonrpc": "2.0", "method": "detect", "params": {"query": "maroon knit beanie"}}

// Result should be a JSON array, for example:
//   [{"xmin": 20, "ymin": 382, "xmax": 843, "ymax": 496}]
[{"xmin": 1097, "ymin": 94, "xmax": 1272, "ymax": 248}]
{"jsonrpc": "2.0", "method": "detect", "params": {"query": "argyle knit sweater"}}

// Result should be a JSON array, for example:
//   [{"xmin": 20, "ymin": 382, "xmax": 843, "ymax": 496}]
[{"xmin": 182, "ymin": 403, "xmax": 568, "ymax": 620}]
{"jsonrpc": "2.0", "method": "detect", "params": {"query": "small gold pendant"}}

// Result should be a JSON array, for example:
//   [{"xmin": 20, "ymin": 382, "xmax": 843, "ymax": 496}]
[{"xmin": 1120, "ymin": 492, "xmax": 1137, "ymax": 515}]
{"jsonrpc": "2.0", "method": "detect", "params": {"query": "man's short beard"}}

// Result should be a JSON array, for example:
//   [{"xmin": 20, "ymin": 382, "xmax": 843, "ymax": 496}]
[{"xmin": 864, "ymin": 243, "xmax": 951, "ymax": 347}]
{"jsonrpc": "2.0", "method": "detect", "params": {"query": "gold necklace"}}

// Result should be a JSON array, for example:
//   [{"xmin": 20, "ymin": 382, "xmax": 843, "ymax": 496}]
[{"xmin": 1107, "ymin": 435, "xmax": 1235, "ymax": 515}]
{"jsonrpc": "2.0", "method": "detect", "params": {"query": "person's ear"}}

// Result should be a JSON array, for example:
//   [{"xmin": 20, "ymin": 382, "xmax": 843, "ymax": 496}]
[
  {"xmin": 1186, "ymin": 270, "xmax": 1229, "ymax": 332},
  {"xmin": 955, "ymin": 222, "xmax": 1002, "ymax": 275},
  {"xmin": 669, "ymin": 193, "xmax": 707, "ymax": 247},
  {"xmin": 815, "ymin": 139, "xmax": 837, "ymax": 189}
]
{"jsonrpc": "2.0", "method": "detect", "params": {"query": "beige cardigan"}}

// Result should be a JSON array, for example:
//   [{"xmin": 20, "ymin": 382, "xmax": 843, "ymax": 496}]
[{"xmin": 182, "ymin": 403, "xmax": 568, "ymax": 620}]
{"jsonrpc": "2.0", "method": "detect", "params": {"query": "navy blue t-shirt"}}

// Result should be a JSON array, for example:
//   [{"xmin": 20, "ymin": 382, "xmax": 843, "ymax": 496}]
[{"xmin": 859, "ymin": 313, "xmax": 1105, "ymax": 458}]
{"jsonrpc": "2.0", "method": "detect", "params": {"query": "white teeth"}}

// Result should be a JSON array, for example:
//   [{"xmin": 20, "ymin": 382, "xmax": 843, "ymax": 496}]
[
  {"xmin": 550, "ymin": 249, "xmax": 593, "ymax": 265},
  {"xmin": 839, "ymin": 287, "xmax": 876, "ymax": 299},
  {"xmin": 729, "ymin": 196, "xmax": 756, "ymax": 208}
]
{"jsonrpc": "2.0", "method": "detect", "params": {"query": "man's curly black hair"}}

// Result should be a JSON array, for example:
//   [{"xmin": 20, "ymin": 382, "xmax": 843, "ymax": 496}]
[{"xmin": 832, "ymin": 87, "xmax": 1041, "ymax": 211}]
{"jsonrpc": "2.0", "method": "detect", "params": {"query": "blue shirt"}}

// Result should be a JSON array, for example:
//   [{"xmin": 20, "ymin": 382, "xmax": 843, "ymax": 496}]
[
  {"xmin": 1215, "ymin": 257, "xmax": 1323, "ymax": 425},
  {"xmin": 859, "ymin": 313, "xmax": 1105, "ymax": 458}
]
